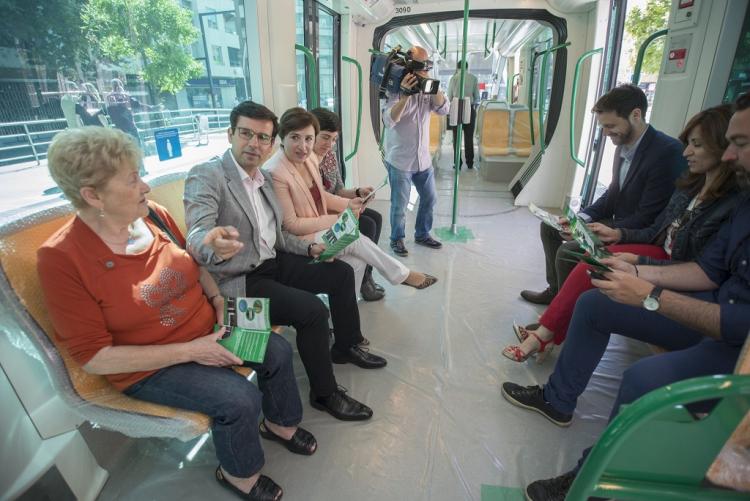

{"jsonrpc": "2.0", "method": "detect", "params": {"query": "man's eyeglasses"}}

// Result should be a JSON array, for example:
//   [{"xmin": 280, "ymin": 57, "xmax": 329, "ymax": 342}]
[{"xmin": 234, "ymin": 127, "xmax": 273, "ymax": 145}]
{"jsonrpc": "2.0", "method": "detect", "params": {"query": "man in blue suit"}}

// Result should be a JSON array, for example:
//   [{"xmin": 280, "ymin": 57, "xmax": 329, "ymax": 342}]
[{"xmin": 521, "ymin": 85, "xmax": 686, "ymax": 305}]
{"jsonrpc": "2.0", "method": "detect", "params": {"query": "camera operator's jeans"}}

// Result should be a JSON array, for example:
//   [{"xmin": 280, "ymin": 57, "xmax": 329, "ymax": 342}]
[{"xmin": 386, "ymin": 162, "xmax": 437, "ymax": 242}]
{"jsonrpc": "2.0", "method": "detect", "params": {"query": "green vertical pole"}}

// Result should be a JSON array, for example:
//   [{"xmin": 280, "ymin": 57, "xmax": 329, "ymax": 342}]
[{"xmin": 451, "ymin": 0, "xmax": 470, "ymax": 234}]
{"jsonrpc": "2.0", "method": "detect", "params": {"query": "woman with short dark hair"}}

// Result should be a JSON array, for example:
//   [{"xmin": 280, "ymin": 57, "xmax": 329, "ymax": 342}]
[
  {"xmin": 267, "ymin": 108, "xmax": 438, "ymax": 303},
  {"xmin": 310, "ymin": 107, "xmax": 386, "ymax": 300}
]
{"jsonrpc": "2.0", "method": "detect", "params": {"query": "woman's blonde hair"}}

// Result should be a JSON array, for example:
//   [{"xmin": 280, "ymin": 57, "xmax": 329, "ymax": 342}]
[{"xmin": 46, "ymin": 127, "xmax": 141, "ymax": 208}]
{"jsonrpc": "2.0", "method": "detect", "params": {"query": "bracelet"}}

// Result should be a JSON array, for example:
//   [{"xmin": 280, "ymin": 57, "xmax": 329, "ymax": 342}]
[
  {"xmin": 633, "ymin": 264, "xmax": 639, "ymax": 277},
  {"xmin": 208, "ymin": 293, "xmax": 222, "ymax": 302},
  {"xmin": 355, "ymin": 188, "xmax": 361, "ymax": 198}
]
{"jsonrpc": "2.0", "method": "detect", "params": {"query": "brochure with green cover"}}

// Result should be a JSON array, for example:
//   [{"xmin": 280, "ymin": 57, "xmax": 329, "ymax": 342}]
[
  {"xmin": 216, "ymin": 297, "xmax": 271, "ymax": 363},
  {"xmin": 313, "ymin": 208, "xmax": 360, "ymax": 262},
  {"xmin": 564, "ymin": 206, "xmax": 611, "ymax": 259}
]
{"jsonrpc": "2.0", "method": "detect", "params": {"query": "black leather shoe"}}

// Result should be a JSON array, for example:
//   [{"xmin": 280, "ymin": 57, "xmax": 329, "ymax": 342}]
[
  {"xmin": 360, "ymin": 276, "xmax": 385, "ymax": 301},
  {"xmin": 331, "ymin": 345, "xmax": 387, "ymax": 369},
  {"xmin": 415, "ymin": 236, "xmax": 442, "ymax": 249},
  {"xmin": 259, "ymin": 420, "xmax": 317, "ymax": 455},
  {"xmin": 501, "ymin": 382, "xmax": 572, "ymax": 427},
  {"xmin": 310, "ymin": 386, "xmax": 373, "ymax": 421},
  {"xmin": 525, "ymin": 470, "xmax": 576, "ymax": 501},
  {"xmin": 215, "ymin": 467, "xmax": 283, "ymax": 501},
  {"xmin": 520, "ymin": 287, "xmax": 556, "ymax": 305},
  {"xmin": 390, "ymin": 239, "xmax": 408, "ymax": 256}
]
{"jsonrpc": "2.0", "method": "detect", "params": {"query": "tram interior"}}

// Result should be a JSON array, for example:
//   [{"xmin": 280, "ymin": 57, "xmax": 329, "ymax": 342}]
[{"xmin": 1, "ymin": 0, "xmax": 749, "ymax": 500}]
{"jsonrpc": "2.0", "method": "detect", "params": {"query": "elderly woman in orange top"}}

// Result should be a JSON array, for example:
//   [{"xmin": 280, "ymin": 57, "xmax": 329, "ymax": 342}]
[
  {"xmin": 266, "ymin": 107, "xmax": 437, "ymax": 297},
  {"xmin": 37, "ymin": 126, "xmax": 315, "ymax": 501}
]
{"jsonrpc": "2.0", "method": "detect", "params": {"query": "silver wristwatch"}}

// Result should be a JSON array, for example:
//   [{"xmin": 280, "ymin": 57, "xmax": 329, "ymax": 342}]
[{"xmin": 642, "ymin": 286, "xmax": 663, "ymax": 312}]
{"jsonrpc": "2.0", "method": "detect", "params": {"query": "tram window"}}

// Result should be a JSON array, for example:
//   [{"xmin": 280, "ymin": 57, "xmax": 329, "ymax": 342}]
[
  {"xmin": 723, "ymin": 7, "xmax": 750, "ymax": 103},
  {"xmin": 590, "ymin": 0, "xmax": 669, "ymax": 195},
  {"xmin": 0, "ymin": 0, "xmax": 259, "ymax": 221},
  {"xmin": 295, "ymin": 0, "xmax": 342, "ymax": 112}
]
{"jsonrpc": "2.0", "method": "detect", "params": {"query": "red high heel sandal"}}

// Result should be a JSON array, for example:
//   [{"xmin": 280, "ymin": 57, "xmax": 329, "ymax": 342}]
[{"xmin": 502, "ymin": 331, "xmax": 553, "ymax": 363}]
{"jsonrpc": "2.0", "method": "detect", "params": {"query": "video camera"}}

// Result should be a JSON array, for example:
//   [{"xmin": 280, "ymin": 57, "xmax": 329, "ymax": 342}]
[{"xmin": 370, "ymin": 46, "xmax": 440, "ymax": 98}]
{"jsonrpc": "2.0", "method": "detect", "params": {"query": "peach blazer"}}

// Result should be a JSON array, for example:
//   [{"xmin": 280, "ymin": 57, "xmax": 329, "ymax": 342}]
[{"xmin": 266, "ymin": 148, "xmax": 349, "ymax": 241}]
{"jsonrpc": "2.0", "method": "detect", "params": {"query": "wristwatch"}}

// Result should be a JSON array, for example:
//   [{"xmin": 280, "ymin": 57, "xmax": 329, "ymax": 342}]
[
  {"xmin": 307, "ymin": 242, "xmax": 316, "ymax": 257},
  {"xmin": 642, "ymin": 286, "xmax": 663, "ymax": 312}
]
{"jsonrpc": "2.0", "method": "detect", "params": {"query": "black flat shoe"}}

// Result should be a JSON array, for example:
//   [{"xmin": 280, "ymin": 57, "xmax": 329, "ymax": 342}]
[
  {"xmin": 215, "ymin": 467, "xmax": 283, "ymax": 501},
  {"xmin": 310, "ymin": 386, "xmax": 373, "ymax": 421},
  {"xmin": 259, "ymin": 420, "xmax": 317, "ymax": 456},
  {"xmin": 331, "ymin": 345, "xmax": 387, "ymax": 369},
  {"xmin": 415, "ymin": 236, "xmax": 442, "ymax": 249},
  {"xmin": 390, "ymin": 239, "xmax": 408, "ymax": 256}
]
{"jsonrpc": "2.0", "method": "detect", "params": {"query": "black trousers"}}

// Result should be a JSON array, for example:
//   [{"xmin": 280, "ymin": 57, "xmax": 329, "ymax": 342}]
[
  {"xmin": 450, "ymin": 107, "xmax": 477, "ymax": 167},
  {"xmin": 245, "ymin": 251, "xmax": 363, "ymax": 396},
  {"xmin": 539, "ymin": 221, "xmax": 582, "ymax": 294},
  {"xmin": 359, "ymin": 207, "xmax": 382, "ymax": 244}
]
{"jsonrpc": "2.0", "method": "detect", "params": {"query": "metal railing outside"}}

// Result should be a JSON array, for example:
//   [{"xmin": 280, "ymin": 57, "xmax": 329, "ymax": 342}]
[{"xmin": 0, "ymin": 108, "xmax": 231, "ymax": 168}]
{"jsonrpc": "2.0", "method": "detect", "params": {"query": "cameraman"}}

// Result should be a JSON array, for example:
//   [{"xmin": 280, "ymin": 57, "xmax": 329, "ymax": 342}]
[{"xmin": 382, "ymin": 46, "xmax": 449, "ymax": 257}]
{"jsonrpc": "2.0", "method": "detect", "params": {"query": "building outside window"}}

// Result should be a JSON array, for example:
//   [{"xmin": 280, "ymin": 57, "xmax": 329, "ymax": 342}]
[
  {"xmin": 212, "ymin": 45, "xmax": 224, "ymax": 65},
  {"xmin": 228, "ymin": 47, "xmax": 241, "ymax": 67}
]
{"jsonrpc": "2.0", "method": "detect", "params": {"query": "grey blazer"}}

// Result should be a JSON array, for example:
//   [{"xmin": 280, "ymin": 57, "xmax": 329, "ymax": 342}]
[{"xmin": 184, "ymin": 150, "xmax": 309, "ymax": 297}]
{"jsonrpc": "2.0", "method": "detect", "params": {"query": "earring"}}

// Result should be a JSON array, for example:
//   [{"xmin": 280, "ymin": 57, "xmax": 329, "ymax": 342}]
[{"xmin": 99, "ymin": 208, "xmax": 105, "ymax": 218}]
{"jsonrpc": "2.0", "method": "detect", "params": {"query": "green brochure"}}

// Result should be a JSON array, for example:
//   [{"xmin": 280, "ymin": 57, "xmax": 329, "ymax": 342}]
[
  {"xmin": 560, "ymin": 248, "xmax": 613, "ymax": 273},
  {"xmin": 564, "ymin": 206, "xmax": 611, "ymax": 259},
  {"xmin": 313, "ymin": 208, "xmax": 360, "ymax": 262},
  {"xmin": 216, "ymin": 297, "xmax": 271, "ymax": 363}
]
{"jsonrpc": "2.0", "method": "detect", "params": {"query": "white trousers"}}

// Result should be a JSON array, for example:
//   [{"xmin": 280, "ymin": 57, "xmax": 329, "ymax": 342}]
[{"xmin": 315, "ymin": 232, "xmax": 409, "ymax": 288}]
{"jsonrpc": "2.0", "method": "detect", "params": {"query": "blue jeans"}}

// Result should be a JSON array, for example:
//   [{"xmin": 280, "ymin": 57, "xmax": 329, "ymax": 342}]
[
  {"xmin": 124, "ymin": 334, "xmax": 302, "ymax": 478},
  {"xmin": 387, "ymin": 163, "xmax": 437, "ymax": 242},
  {"xmin": 554, "ymin": 290, "xmax": 743, "ymax": 474},
  {"xmin": 543, "ymin": 289, "xmax": 740, "ymax": 416}
]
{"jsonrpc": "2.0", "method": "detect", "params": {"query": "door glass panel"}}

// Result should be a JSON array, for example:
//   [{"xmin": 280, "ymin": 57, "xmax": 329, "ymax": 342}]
[
  {"xmin": 593, "ymin": 0, "xmax": 669, "ymax": 197},
  {"xmin": 295, "ymin": 0, "xmax": 308, "ymax": 108},
  {"xmin": 723, "ymin": 6, "xmax": 750, "ymax": 103},
  {"xmin": 317, "ymin": 6, "xmax": 336, "ymax": 111}
]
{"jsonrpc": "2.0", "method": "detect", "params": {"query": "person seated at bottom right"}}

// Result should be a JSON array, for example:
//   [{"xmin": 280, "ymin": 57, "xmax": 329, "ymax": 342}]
[
  {"xmin": 520, "ymin": 84, "xmax": 686, "ymax": 306},
  {"xmin": 503, "ymin": 104, "xmax": 743, "ymax": 362},
  {"xmin": 502, "ymin": 92, "xmax": 750, "ymax": 500}
]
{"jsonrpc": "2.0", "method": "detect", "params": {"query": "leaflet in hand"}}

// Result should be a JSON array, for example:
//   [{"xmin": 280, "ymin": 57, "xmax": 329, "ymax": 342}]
[
  {"xmin": 216, "ymin": 297, "xmax": 271, "ymax": 363},
  {"xmin": 362, "ymin": 176, "xmax": 389, "ymax": 203},
  {"xmin": 564, "ymin": 206, "xmax": 611, "ymax": 259},
  {"xmin": 559, "ymin": 249, "xmax": 612, "ymax": 273},
  {"xmin": 528, "ymin": 202, "xmax": 563, "ymax": 231},
  {"xmin": 313, "ymin": 208, "xmax": 360, "ymax": 262}
]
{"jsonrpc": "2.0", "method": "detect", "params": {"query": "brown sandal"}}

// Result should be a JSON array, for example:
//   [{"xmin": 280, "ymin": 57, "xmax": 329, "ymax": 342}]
[{"xmin": 402, "ymin": 273, "xmax": 438, "ymax": 290}]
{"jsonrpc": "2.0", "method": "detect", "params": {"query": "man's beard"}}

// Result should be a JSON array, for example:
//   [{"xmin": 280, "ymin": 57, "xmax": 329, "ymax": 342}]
[{"xmin": 736, "ymin": 167, "xmax": 750, "ymax": 190}]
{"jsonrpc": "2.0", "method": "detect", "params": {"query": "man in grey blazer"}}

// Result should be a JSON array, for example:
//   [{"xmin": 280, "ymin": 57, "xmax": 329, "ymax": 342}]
[{"xmin": 184, "ymin": 101, "xmax": 386, "ymax": 421}]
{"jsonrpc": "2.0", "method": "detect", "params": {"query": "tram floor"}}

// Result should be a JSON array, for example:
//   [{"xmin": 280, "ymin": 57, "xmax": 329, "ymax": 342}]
[{"xmin": 85, "ymin": 147, "xmax": 654, "ymax": 501}]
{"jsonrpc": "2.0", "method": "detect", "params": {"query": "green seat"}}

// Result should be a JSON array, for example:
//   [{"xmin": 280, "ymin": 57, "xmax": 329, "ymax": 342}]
[{"xmin": 568, "ymin": 374, "xmax": 750, "ymax": 501}]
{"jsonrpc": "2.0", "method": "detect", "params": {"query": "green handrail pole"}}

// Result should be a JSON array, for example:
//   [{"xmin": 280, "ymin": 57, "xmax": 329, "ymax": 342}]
[
  {"xmin": 342, "ymin": 56, "xmax": 362, "ymax": 161},
  {"xmin": 528, "ymin": 50, "xmax": 539, "ymax": 146},
  {"xmin": 631, "ymin": 28, "xmax": 668, "ymax": 85},
  {"xmin": 528, "ymin": 42, "xmax": 570, "ymax": 150},
  {"xmin": 570, "ymin": 48, "xmax": 603, "ymax": 167},
  {"xmin": 295, "ymin": 44, "xmax": 318, "ymax": 109},
  {"xmin": 436, "ymin": 23, "xmax": 440, "ymax": 52},
  {"xmin": 451, "ymin": 0, "xmax": 470, "ymax": 233},
  {"xmin": 538, "ymin": 50, "xmax": 550, "ymax": 153}
]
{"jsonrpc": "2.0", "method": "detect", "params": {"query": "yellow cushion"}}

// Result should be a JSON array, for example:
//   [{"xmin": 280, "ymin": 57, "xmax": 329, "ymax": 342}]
[{"xmin": 480, "ymin": 109, "xmax": 511, "ymax": 156}]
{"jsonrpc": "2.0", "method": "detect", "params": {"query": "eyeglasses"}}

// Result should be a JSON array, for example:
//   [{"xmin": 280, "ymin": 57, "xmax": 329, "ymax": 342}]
[{"xmin": 234, "ymin": 127, "xmax": 273, "ymax": 145}]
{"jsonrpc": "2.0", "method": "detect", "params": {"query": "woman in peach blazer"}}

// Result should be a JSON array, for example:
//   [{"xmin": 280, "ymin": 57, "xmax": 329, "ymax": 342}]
[{"xmin": 267, "ymin": 108, "xmax": 437, "ymax": 298}]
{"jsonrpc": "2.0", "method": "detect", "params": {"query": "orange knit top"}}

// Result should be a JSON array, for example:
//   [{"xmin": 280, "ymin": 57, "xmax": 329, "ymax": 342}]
[{"xmin": 37, "ymin": 202, "xmax": 215, "ymax": 391}]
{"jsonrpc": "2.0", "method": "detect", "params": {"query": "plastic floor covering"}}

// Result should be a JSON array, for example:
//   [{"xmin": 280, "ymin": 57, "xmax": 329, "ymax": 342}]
[{"xmin": 86, "ymin": 156, "xmax": 655, "ymax": 501}]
